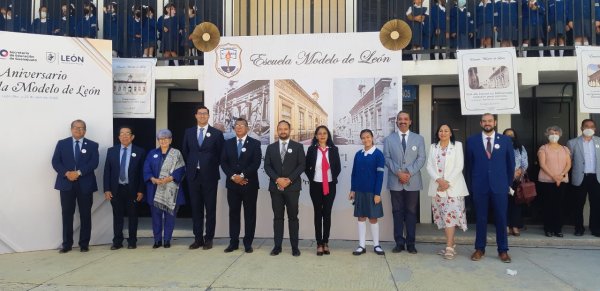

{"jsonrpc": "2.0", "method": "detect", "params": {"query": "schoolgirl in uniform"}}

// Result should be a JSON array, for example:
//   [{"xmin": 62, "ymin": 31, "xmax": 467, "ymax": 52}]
[
  {"xmin": 142, "ymin": 6, "xmax": 157, "ymax": 58},
  {"xmin": 77, "ymin": 2, "xmax": 98, "ymax": 38},
  {"xmin": 161, "ymin": 3, "xmax": 180, "ymax": 66},
  {"xmin": 128, "ymin": 8, "xmax": 143, "ymax": 57},
  {"xmin": 476, "ymin": 0, "xmax": 495, "ymax": 48},
  {"xmin": 450, "ymin": 0, "xmax": 474, "ymax": 54},
  {"xmin": 547, "ymin": 0, "xmax": 567, "ymax": 57},
  {"xmin": 496, "ymin": 0, "xmax": 518, "ymax": 48},
  {"xmin": 55, "ymin": 4, "xmax": 76, "ymax": 36},
  {"xmin": 430, "ymin": 0, "xmax": 448, "ymax": 60},
  {"xmin": 406, "ymin": 0, "xmax": 429, "ymax": 60},
  {"xmin": 30, "ymin": 6, "xmax": 53, "ymax": 35},
  {"xmin": 522, "ymin": 0, "xmax": 545, "ymax": 57},
  {"xmin": 181, "ymin": 4, "xmax": 201, "ymax": 65}
]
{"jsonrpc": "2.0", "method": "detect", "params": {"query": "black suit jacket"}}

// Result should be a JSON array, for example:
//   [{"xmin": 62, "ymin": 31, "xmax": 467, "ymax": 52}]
[
  {"xmin": 103, "ymin": 144, "xmax": 146, "ymax": 194},
  {"xmin": 220, "ymin": 136, "xmax": 262, "ymax": 190},
  {"xmin": 304, "ymin": 145, "xmax": 342, "ymax": 183},
  {"xmin": 264, "ymin": 140, "xmax": 306, "ymax": 192},
  {"xmin": 182, "ymin": 125, "xmax": 225, "ymax": 183}
]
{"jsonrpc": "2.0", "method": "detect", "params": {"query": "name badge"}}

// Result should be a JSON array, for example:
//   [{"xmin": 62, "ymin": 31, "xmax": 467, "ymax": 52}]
[
  {"xmin": 131, "ymin": 153, "xmax": 137, "ymax": 157},
  {"xmin": 241, "ymin": 148, "xmax": 247, "ymax": 152},
  {"xmin": 412, "ymin": 146, "xmax": 417, "ymax": 151},
  {"xmin": 81, "ymin": 149, "xmax": 87, "ymax": 154},
  {"xmin": 494, "ymin": 144, "xmax": 500, "ymax": 149},
  {"xmin": 153, "ymin": 154, "xmax": 158, "ymax": 158},
  {"xmin": 206, "ymin": 132, "xmax": 211, "ymax": 138},
  {"xmin": 287, "ymin": 148, "xmax": 293, "ymax": 153}
]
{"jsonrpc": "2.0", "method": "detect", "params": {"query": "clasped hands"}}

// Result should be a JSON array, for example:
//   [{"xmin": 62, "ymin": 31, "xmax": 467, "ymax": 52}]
[
  {"xmin": 232, "ymin": 174, "xmax": 249, "ymax": 186},
  {"xmin": 104, "ymin": 191, "xmax": 143, "ymax": 202},
  {"xmin": 65, "ymin": 171, "xmax": 80, "ymax": 182},
  {"xmin": 151, "ymin": 176, "xmax": 174, "ymax": 185},
  {"xmin": 397, "ymin": 170, "xmax": 411, "ymax": 185},
  {"xmin": 436, "ymin": 178, "xmax": 450, "ymax": 192},
  {"xmin": 276, "ymin": 177, "xmax": 291, "ymax": 190}
]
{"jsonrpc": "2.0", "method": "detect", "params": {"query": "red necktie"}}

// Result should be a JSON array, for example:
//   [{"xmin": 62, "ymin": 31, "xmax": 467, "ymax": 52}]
[
  {"xmin": 486, "ymin": 137, "xmax": 492, "ymax": 159},
  {"xmin": 319, "ymin": 147, "xmax": 330, "ymax": 195}
]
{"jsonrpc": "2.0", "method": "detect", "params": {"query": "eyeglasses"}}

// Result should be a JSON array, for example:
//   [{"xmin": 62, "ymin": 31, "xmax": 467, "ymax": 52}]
[
  {"xmin": 72, "ymin": 126, "xmax": 86, "ymax": 130},
  {"xmin": 234, "ymin": 124, "xmax": 247, "ymax": 128},
  {"xmin": 158, "ymin": 138, "xmax": 171, "ymax": 141},
  {"xmin": 119, "ymin": 132, "xmax": 132, "ymax": 137},
  {"xmin": 196, "ymin": 112, "xmax": 209, "ymax": 116}
]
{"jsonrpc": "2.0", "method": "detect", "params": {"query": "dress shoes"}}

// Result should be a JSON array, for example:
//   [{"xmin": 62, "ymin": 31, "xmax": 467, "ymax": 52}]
[
  {"xmin": 545, "ymin": 231, "xmax": 553, "ymax": 237},
  {"xmin": 58, "ymin": 247, "xmax": 72, "ymax": 254},
  {"xmin": 374, "ymin": 245, "xmax": 385, "ymax": 255},
  {"xmin": 127, "ymin": 244, "xmax": 137, "ymax": 249},
  {"xmin": 152, "ymin": 241, "xmax": 162, "ymax": 249},
  {"xmin": 245, "ymin": 246, "xmax": 254, "ymax": 253},
  {"xmin": 80, "ymin": 246, "xmax": 89, "ymax": 252},
  {"xmin": 392, "ymin": 244, "xmax": 405, "ymax": 253},
  {"xmin": 323, "ymin": 243, "xmax": 330, "ymax": 255},
  {"xmin": 407, "ymin": 245, "xmax": 418, "ymax": 254},
  {"xmin": 189, "ymin": 240, "xmax": 204, "ymax": 250},
  {"xmin": 203, "ymin": 240, "xmax": 213, "ymax": 250},
  {"xmin": 471, "ymin": 250, "xmax": 485, "ymax": 261},
  {"xmin": 292, "ymin": 248, "xmax": 301, "ymax": 257},
  {"xmin": 352, "ymin": 246, "xmax": 366, "ymax": 256},
  {"xmin": 554, "ymin": 232, "xmax": 564, "ymax": 238},
  {"xmin": 592, "ymin": 233, "xmax": 600, "ymax": 237},
  {"xmin": 270, "ymin": 247, "xmax": 282, "ymax": 256},
  {"xmin": 164, "ymin": 241, "xmax": 171, "ymax": 248},
  {"xmin": 316, "ymin": 244, "xmax": 324, "ymax": 256},
  {"xmin": 224, "ymin": 245, "xmax": 239, "ymax": 253},
  {"xmin": 110, "ymin": 244, "xmax": 123, "ymax": 250},
  {"xmin": 574, "ymin": 230, "xmax": 584, "ymax": 236},
  {"xmin": 499, "ymin": 252, "xmax": 511, "ymax": 263}
]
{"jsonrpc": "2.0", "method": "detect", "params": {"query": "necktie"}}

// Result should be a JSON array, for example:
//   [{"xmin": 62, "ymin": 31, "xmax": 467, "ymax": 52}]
[
  {"xmin": 319, "ymin": 147, "xmax": 330, "ymax": 195},
  {"xmin": 486, "ymin": 137, "xmax": 492, "ymax": 159},
  {"xmin": 198, "ymin": 127, "xmax": 205, "ymax": 147},
  {"xmin": 119, "ymin": 147, "xmax": 128, "ymax": 182},
  {"xmin": 280, "ymin": 142, "xmax": 287, "ymax": 162},
  {"xmin": 401, "ymin": 134, "xmax": 407, "ymax": 153},
  {"xmin": 74, "ymin": 140, "xmax": 81, "ymax": 166},
  {"xmin": 237, "ymin": 139, "xmax": 243, "ymax": 158}
]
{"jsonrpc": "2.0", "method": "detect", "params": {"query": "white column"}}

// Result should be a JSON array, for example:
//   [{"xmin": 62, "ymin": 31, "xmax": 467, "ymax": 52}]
[
  {"xmin": 418, "ymin": 84, "xmax": 433, "ymax": 223},
  {"xmin": 346, "ymin": 0, "xmax": 356, "ymax": 33},
  {"xmin": 224, "ymin": 0, "xmax": 234, "ymax": 36},
  {"xmin": 497, "ymin": 114, "xmax": 511, "ymax": 131},
  {"xmin": 155, "ymin": 87, "xmax": 169, "ymax": 147}
]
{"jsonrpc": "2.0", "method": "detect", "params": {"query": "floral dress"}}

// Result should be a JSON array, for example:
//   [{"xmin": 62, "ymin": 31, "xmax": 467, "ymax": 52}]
[{"xmin": 431, "ymin": 146, "xmax": 468, "ymax": 231}]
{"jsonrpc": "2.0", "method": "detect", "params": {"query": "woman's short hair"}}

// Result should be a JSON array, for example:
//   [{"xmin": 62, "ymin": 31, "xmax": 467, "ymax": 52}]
[
  {"xmin": 156, "ymin": 129, "xmax": 172, "ymax": 139},
  {"xmin": 544, "ymin": 125, "xmax": 563, "ymax": 137}
]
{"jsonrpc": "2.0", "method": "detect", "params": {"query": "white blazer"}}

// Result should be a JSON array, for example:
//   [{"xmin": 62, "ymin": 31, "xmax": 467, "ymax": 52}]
[{"xmin": 426, "ymin": 141, "xmax": 469, "ymax": 197}]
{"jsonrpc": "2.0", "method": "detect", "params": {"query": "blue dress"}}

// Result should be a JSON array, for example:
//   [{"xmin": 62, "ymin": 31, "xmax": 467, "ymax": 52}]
[
  {"xmin": 548, "ymin": 0, "xmax": 567, "ymax": 36},
  {"xmin": 161, "ymin": 15, "xmax": 179, "ymax": 51},
  {"xmin": 142, "ymin": 16, "xmax": 157, "ymax": 48},
  {"xmin": 476, "ymin": 1, "xmax": 495, "ymax": 39},
  {"xmin": 430, "ymin": 3, "xmax": 447, "ymax": 47},
  {"xmin": 56, "ymin": 15, "xmax": 77, "ymax": 36},
  {"xmin": 103, "ymin": 12, "xmax": 122, "ymax": 54},
  {"xmin": 30, "ymin": 18, "xmax": 54, "ymax": 35},
  {"xmin": 143, "ymin": 147, "xmax": 186, "ymax": 207},
  {"xmin": 180, "ymin": 15, "xmax": 200, "ymax": 48},
  {"xmin": 128, "ymin": 17, "xmax": 142, "ymax": 57},
  {"xmin": 351, "ymin": 148, "xmax": 385, "ymax": 218},
  {"xmin": 522, "ymin": 1, "xmax": 545, "ymax": 41},
  {"xmin": 406, "ymin": 5, "xmax": 428, "ymax": 47},
  {"xmin": 566, "ymin": 0, "xmax": 599, "ymax": 39},
  {"xmin": 450, "ymin": 6, "xmax": 474, "ymax": 49},
  {"xmin": 76, "ymin": 14, "xmax": 98, "ymax": 38},
  {"xmin": 496, "ymin": 0, "xmax": 518, "ymax": 42}
]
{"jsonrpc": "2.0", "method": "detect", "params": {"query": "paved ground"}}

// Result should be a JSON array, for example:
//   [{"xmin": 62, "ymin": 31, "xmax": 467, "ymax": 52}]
[{"xmin": 1, "ymin": 220, "xmax": 599, "ymax": 291}]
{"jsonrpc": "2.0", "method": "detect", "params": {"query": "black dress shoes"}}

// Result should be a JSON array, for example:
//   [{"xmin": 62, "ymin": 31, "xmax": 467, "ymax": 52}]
[
  {"xmin": 270, "ymin": 247, "xmax": 282, "ymax": 256},
  {"xmin": 292, "ymin": 248, "xmax": 301, "ymax": 257},
  {"xmin": 153, "ymin": 241, "xmax": 162, "ymax": 249},
  {"xmin": 203, "ymin": 240, "xmax": 213, "ymax": 250},
  {"xmin": 127, "ymin": 244, "xmax": 137, "ymax": 249},
  {"xmin": 245, "ymin": 246, "xmax": 254, "ymax": 253},
  {"xmin": 189, "ymin": 240, "xmax": 204, "ymax": 249},
  {"xmin": 58, "ymin": 247, "xmax": 72, "ymax": 254},
  {"xmin": 80, "ymin": 246, "xmax": 89, "ymax": 252},
  {"xmin": 407, "ymin": 245, "xmax": 417, "ymax": 254},
  {"xmin": 164, "ymin": 241, "xmax": 171, "ymax": 248},
  {"xmin": 392, "ymin": 245, "xmax": 405, "ymax": 253},
  {"xmin": 224, "ymin": 245, "xmax": 239, "ymax": 253},
  {"xmin": 110, "ymin": 244, "xmax": 123, "ymax": 250},
  {"xmin": 554, "ymin": 232, "xmax": 564, "ymax": 237},
  {"xmin": 574, "ymin": 230, "xmax": 584, "ymax": 236},
  {"xmin": 545, "ymin": 231, "xmax": 553, "ymax": 237}
]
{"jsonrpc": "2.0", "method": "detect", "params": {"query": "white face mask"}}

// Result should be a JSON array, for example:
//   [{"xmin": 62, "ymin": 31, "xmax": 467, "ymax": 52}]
[
  {"xmin": 458, "ymin": 0, "xmax": 466, "ymax": 6},
  {"xmin": 7, "ymin": 15, "xmax": 12, "ymax": 20},
  {"xmin": 583, "ymin": 128, "xmax": 595, "ymax": 137},
  {"xmin": 548, "ymin": 134, "xmax": 560, "ymax": 143},
  {"xmin": 40, "ymin": 11, "xmax": 47, "ymax": 19}
]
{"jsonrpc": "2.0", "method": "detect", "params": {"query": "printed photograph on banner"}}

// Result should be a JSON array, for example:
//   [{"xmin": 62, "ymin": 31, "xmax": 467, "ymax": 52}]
[
  {"xmin": 587, "ymin": 64, "xmax": 600, "ymax": 87},
  {"xmin": 112, "ymin": 58, "xmax": 156, "ymax": 118},
  {"xmin": 273, "ymin": 79, "xmax": 331, "ymax": 144},
  {"xmin": 576, "ymin": 46, "xmax": 600, "ymax": 113},
  {"xmin": 467, "ymin": 66, "xmax": 510, "ymax": 89},
  {"xmin": 211, "ymin": 79, "xmax": 270, "ymax": 144},
  {"xmin": 332, "ymin": 77, "xmax": 399, "ymax": 145}
]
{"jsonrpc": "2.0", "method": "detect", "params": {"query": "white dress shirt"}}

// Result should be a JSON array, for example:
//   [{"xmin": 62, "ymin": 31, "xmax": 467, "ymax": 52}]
[{"xmin": 314, "ymin": 146, "xmax": 333, "ymax": 182}]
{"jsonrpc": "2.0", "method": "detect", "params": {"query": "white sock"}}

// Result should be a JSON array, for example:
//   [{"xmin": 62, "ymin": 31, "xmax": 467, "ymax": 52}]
[
  {"xmin": 575, "ymin": 41, "xmax": 582, "ymax": 46},
  {"xmin": 163, "ymin": 60, "xmax": 169, "ymax": 66},
  {"xmin": 538, "ymin": 43, "xmax": 544, "ymax": 57},
  {"xmin": 584, "ymin": 41, "xmax": 590, "ymax": 46},
  {"xmin": 434, "ymin": 46, "xmax": 439, "ymax": 60},
  {"xmin": 550, "ymin": 49, "xmax": 555, "ymax": 57},
  {"xmin": 522, "ymin": 43, "xmax": 528, "ymax": 57},
  {"xmin": 174, "ymin": 60, "xmax": 179, "ymax": 66},
  {"xmin": 559, "ymin": 45, "xmax": 564, "ymax": 57},
  {"xmin": 142, "ymin": 54, "xmax": 148, "ymax": 58},
  {"xmin": 370, "ymin": 222, "xmax": 380, "ymax": 246},
  {"xmin": 358, "ymin": 221, "xmax": 366, "ymax": 248},
  {"xmin": 412, "ymin": 54, "xmax": 417, "ymax": 60},
  {"xmin": 441, "ymin": 50, "xmax": 447, "ymax": 59}
]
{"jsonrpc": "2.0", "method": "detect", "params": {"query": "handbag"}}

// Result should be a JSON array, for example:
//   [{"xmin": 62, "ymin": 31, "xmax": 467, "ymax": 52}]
[{"xmin": 515, "ymin": 174, "xmax": 537, "ymax": 205}]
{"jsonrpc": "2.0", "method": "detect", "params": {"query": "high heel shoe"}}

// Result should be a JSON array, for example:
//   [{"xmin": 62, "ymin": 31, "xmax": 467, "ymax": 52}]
[
  {"xmin": 323, "ymin": 243, "xmax": 330, "ymax": 255},
  {"xmin": 316, "ymin": 244, "xmax": 324, "ymax": 256}
]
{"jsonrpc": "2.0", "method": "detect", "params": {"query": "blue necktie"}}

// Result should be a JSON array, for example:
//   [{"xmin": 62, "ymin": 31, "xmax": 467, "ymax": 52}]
[
  {"xmin": 401, "ymin": 134, "xmax": 407, "ymax": 153},
  {"xmin": 74, "ymin": 140, "xmax": 81, "ymax": 166},
  {"xmin": 119, "ymin": 147, "xmax": 127, "ymax": 182},
  {"xmin": 198, "ymin": 128, "xmax": 204, "ymax": 147},
  {"xmin": 237, "ymin": 138, "xmax": 243, "ymax": 158}
]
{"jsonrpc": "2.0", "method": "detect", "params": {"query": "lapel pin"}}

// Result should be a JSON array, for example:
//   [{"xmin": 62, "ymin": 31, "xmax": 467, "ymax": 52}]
[
  {"xmin": 81, "ymin": 149, "xmax": 87, "ymax": 154},
  {"xmin": 494, "ymin": 144, "xmax": 500, "ymax": 149},
  {"xmin": 287, "ymin": 148, "xmax": 293, "ymax": 153},
  {"xmin": 412, "ymin": 145, "xmax": 417, "ymax": 151},
  {"xmin": 131, "ymin": 153, "xmax": 137, "ymax": 157},
  {"xmin": 206, "ymin": 132, "xmax": 211, "ymax": 138},
  {"xmin": 153, "ymin": 154, "xmax": 158, "ymax": 158},
  {"xmin": 241, "ymin": 148, "xmax": 247, "ymax": 152}
]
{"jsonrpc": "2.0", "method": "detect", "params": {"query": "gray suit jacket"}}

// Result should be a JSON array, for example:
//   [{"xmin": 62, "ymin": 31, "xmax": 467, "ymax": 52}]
[
  {"xmin": 567, "ymin": 136, "xmax": 600, "ymax": 186},
  {"xmin": 383, "ymin": 131, "xmax": 426, "ymax": 191}
]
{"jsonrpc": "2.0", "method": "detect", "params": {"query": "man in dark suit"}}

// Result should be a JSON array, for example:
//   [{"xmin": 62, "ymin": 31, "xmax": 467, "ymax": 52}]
[
  {"xmin": 264, "ymin": 120, "xmax": 306, "ymax": 256},
  {"xmin": 51, "ymin": 119, "xmax": 99, "ymax": 253},
  {"xmin": 220, "ymin": 118, "xmax": 262, "ymax": 253},
  {"xmin": 103, "ymin": 126, "xmax": 146, "ymax": 250},
  {"xmin": 182, "ymin": 106, "xmax": 225, "ymax": 250},
  {"xmin": 466, "ymin": 113, "xmax": 515, "ymax": 263}
]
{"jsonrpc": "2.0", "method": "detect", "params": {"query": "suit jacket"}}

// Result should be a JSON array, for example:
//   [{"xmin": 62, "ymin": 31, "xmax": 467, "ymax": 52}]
[
  {"xmin": 220, "ymin": 136, "xmax": 262, "ymax": 190},
  {"xmin": 51, "ymin": 137, "xmax": 99, "ymax": 193},
  {"xmin": 182, "ymin": 125, "xmax": 225, "ymax": 183},
  {"xmin": 383, "ymin": 131, "xmax": 426, "ymax": 191},
  {"xmin": 264, "ymin": 140, "xmax": 306, "ymax": 192},
  {"xmin": 466, "ymin": 133, "xmax": 515, "ymax": 194},
  {"xmin": 425, "ymin": 141, "xmax": 469, "ymax": 197},
  {"xmin": 304, "ymin": 145, "xmax": 342, "ymax": 183},
  {"xmin": 103, "ymin": 144, "xmax": 146, "ymax": 194},
  {"xmin": 567, "ymin": 135, "xmax": 600, "ymax": 186}
]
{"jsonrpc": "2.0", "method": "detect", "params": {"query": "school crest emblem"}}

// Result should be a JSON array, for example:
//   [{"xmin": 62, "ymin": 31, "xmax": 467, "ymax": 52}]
[
  {"xmin": 46, "ymin": 52, "xmax": 57, "ymax": 63},
  {"xmin": 215, "ymin": 43, "xmax": 242, "ymax": 78}
]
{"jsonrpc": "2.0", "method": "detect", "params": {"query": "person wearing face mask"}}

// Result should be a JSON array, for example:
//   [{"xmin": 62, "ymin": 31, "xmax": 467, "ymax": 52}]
[
  {"xmin": 3, "ymin": 8, "xmax": 19, "ymax": 32},
  {"xmin": 538, "ymin": 126, "xmax": 571, "ymax": 238},
  {"xmin": 449, "ymin": 0, "xmax": 474, "ymax": 54},
  {"xmin": 567, "ymin": 119, "xmax": 600, "ymax": 237},
  {"xmin": 76, "ymin": 2, "xmax": 98, "ymax": 38},
  {"xmin": 128, "ymin": 8, "xmax": 143, "ymax": 57},
  {"xmin": 55, "ymin": 4, "xmax": 76, "ymax": 36},
  {"xmin": 30, "ymin": 6, "xmax": 54, "ymax": 35},
  {"xmin": 103, "ymin": 2, "xmax": 122, "ymax": 56},
  {"xmin": 161, "ymin": 3, "xmax": 180, "ymax": 66},
  {"xmin": 181, "ymin": 4, "xmax": 200, "ymax": 65},
  {"xmin": 503, "ymin": 128, "xmax": 528, "ymax": 236},
  {"xmin": 142, "ymin": 6, "xmax": 157, "ymax": 58}
]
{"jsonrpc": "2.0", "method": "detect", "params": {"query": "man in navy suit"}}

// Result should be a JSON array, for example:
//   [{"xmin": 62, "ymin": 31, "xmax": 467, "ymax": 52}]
[
  {"xmin": 103, "ymin": 126, "xmax": 146, "ymax": 250},
  {"xmin": 466, "ymin": 113, "xmax": 515, "ymax": 263},
  {"xmin": 51, "ymin": 120, "xmax": 99, "ymax": 253},
  {"xmin": 220, "ymin": 118, "xmax": 262, "ymax": 253},
  {"xmin": 182, "ymin": 106, "xmax": 225, "ymax": 250}
]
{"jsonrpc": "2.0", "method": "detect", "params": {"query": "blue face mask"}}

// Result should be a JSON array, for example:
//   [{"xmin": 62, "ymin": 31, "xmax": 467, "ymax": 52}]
[{"xmin": 458, "ymin": 0, "xmax": 466, "ymax": 7}]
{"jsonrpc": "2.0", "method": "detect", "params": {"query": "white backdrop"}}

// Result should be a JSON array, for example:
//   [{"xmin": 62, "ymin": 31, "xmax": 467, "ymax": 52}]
[
  {"xmin": 0, "ymin": 32, "xmax": 113, "ymax": 254},
  {"xmin": 204, "ymin": 32, "xmax": 404, "ymax": 241}
]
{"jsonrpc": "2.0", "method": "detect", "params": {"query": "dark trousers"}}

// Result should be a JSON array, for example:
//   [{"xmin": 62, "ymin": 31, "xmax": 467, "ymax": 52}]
[
  {"xmin": 507, "ymin": 186, "xmax": 523, "ymax": 228},
  {"xmin": 110, "ymin": 184, "xmax": 138, "ymax": 246},
  {"xmin": 270, "ymin": 190, "xmax": 300, "ymax": 249},
  {"xmin": 227, "ymin": 187, "xmax": 258, "ymax": 248},
  {"xmin": 309, "ymin": 181, "xmax": 336, "ymax": 245},
  {"xmin": 573, "ymin": 174, "xmax": 600, "ymax": 234},
  {"xmin": 60, "ymin": 181, "xmax": 92, "ymax": 249},
  {"xmin": 538, "ymin": 182, "xmax": 567, "ymax": 233},
  {"xmin": 150, "ymin": 205, "xmax": 177, "ymax": 242},
  {"xmin": 188, "ymin": 174, "xmax": 218, "ymax": 241},
  {"xmin": 390, "ymin": 190, "xmax": 419, "ymax": 246},
  {"xmin": 473, "ymin": 190, "xmax": 508, "ymax": 253}
]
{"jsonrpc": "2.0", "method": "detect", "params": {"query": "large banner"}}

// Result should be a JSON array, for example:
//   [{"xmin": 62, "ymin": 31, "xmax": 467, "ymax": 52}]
[
  {"xmin": 112, "ymin": 58, "xmax": 156, "ymax": 118},
  {"xmin": 457, "ymin": 48, "xmax": 520, "ymax": 115},
  {"xmin": 204, "ymin": 32, "xmax": 403, "ymax": 241},
  {"xmin": 0, "ymin": 32, "xmax": 113, "ymax": 253},
  {"xmin": 576, "ymin": 46, "xmax": 600, "ymax": 113}
]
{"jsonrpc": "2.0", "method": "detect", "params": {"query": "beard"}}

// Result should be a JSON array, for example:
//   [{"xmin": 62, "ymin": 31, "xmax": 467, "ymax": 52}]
[
  {"xmin": 482, "ymin": 125, "xmax": 494, "ymax": 133},
  {"xmin": 278, "ymin": 133, "xmax": 289, "ymax": 140}
]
